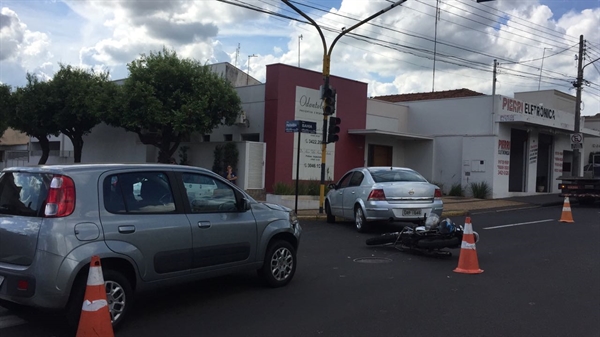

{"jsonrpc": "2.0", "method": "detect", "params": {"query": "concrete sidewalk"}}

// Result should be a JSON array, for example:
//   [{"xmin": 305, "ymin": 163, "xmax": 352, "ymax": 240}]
[{"xmin": 294, "ymin": 193, "xmax": 565, "ymax": 220}]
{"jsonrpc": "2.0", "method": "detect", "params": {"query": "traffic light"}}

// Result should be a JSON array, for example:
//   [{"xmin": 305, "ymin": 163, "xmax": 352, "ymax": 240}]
[
  {"xmin": 327, "ymin": 117, "xmax": 341, "ymax": 143},
  {"xmin": 321, "ymin": 85, "xmax": 336, "ymax": 116}
]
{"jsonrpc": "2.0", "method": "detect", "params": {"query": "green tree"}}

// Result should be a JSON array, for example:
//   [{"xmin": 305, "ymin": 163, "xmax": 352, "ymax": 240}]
[
  {"xmin": 8, "ymin": 74, "xmax": 60, "ymax": 164},
  {"xmin": 50, "ymin": 64, "xmax": 117, "ymax": 163},
  {"xmin": 108, "ymin": 48, "xmax": 242, "ymax": 163},
  {"xmin": 0, "ymin": 84, "xmax": 12, "ymax": 139}
]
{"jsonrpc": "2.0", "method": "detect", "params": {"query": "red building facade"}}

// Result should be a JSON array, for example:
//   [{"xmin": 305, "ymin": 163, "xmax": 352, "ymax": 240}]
[{"xmin": 264, "ymin": 64, "xmax": 367, "ymax": 192}]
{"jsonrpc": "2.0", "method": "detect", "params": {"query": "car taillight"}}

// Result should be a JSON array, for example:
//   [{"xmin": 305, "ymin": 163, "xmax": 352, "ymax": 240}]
[
  {"xmin": 44, "ymin": 175, "xmax": 76, "ymax": 217},
  {"xmin": 368, "ymin": 189, "xmax": 386, "ymax": 201},
  {"xmin": 434, "ymin": 188, "xmax": 442, "ymax": 199}
]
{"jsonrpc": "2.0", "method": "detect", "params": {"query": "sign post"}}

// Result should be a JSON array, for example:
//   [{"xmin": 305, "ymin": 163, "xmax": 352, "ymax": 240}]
[{"xmin": 285, "ymin": 120, "xmax": 317, "ymax": 213}]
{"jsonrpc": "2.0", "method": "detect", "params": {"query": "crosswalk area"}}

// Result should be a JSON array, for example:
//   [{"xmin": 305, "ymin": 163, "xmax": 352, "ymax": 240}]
[{"xmin": 0, "ymin": 306, "xmax": 27, "ymax": 330}]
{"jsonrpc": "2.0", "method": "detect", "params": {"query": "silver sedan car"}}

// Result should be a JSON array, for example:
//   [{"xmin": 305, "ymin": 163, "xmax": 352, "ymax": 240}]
[{"xmin": 325, "ymin": 167, "xmax": 443, "ymax": 232}]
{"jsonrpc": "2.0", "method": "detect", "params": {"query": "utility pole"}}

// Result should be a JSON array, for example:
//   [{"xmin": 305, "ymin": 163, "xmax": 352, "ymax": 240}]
[
  {"xmin": 282, "ymin": 0, "xmax": 407, "ymax": 213},
  {"xmin": 491, "ymin": 59, "xmax": 497, "ymax": 134},
  {"xmin": 572, "ymin": 36, "xmax": 584, "ymax": 177},
  {"xmin": 432, "ymin": 0, "xmax": 440, "ymax": 92},
  {"xmin": 571, "ymin": 35, "xmax": 600, "ymax": 177},
  {"xmin": 247, "ymin": 54, "xmax": 257, "ymax": 85},
  {"xmin": 538, "ymin": 47, "xmax": 552, "ymax": 90},
  {"xmin": 298, "ymin": 34, "xmax": 303, "ymax": 67}
]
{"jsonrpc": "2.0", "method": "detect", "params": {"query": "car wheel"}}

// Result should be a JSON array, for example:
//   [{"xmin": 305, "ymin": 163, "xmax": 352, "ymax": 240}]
[
  {"xmin": 66, "ymin": 268, "xmax": 134, "ymax": 330},
  {"xmin": 325, "ymin": 202, "xmax": 336, "ymax": 223},
  {"xmin": 258, "ymin": 240, "xmax": 296, "ymax": 288},
  {"xmin": 354, "ymin": 205, "xmax": 368, "ymax": 233},
  {"xmin": 103, "ymin": 269, "xmax": 133, "ymax": 328}
]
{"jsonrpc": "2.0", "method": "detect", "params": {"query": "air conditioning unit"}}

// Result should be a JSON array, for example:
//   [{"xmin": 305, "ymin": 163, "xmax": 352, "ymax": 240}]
[{"xmin": 235, "ymin": 111, "xmax": 249, "ymax": 127}]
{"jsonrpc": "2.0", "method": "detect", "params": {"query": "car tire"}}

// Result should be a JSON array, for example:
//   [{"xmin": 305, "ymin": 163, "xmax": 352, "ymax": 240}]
[
  {"xmin": 65, "ymin": 268, "xmax": 134, "ymax": 331},
  {"xmin": 258, "ymin": 240, "xmax": 296, "ymax": 288},
  {"xmin": 325, "ymin": 202, "xmax": 336, "ymax": 223},
  {"xmin": 354, "ymin": 205, "xmax": 368, "ymax": 233}
]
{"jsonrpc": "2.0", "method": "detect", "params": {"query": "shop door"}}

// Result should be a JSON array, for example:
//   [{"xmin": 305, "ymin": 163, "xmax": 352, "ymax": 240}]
[
  {"xmin": 368, "ymin": 145, "xmax": 393, "ymax": 166},
  {"xmin": 536, "ymin": 134, "xmax": 553, "ymax": 192},
  {"xmin": 509, "ymin": 129, "xmax": 528, "ymax": 192}
]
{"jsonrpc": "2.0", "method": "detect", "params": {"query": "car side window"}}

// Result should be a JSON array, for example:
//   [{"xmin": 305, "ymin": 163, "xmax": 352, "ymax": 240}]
[
  {"xmin": 104, "ymin": 172, "xmax": 176, "ymax": 214},
  {"xmin": 337, "ymin": 172, "xmax": 354, "ymax": 189},
  {"xmin": 349, "ymin": 172, "xmax": 364, "ymax": 187},
  {"xmin": 182, "ymin": 173, "xmax": 238, "ymax": 213}
]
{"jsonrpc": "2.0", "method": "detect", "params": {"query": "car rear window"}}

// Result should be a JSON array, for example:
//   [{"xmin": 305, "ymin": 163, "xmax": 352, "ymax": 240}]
[
  {"xmin": 0, "ymin": 171, "xmax": 51, "ymax": 217},
  {"xmin": 369, "ymin": 169, "xmax": 427, "ymax": 183}
]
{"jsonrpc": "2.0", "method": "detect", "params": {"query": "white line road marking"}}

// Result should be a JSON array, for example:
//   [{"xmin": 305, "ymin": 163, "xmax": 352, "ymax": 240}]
[
  {"xmin": 0, "ymin": 315, "xmax": 26, "ymax": 329},
  {"xmin": 483, "ymin": 219, "xmax": 554, "ymax": 230}
]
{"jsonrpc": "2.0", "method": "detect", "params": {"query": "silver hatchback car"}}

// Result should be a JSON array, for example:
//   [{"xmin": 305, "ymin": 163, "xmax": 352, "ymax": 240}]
[
  {"xmin": 0, "ymin": 164, "xmax": 301, "ymax": 328},
  {"xmin": 325, "ymin": 167, "xmax": 443, "ymax": 232}
]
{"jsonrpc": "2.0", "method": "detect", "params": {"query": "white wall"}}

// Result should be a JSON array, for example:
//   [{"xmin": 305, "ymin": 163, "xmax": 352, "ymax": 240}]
[
  {"xmin": 432, "ymin": 136, "xmax": 463, "ymax": 194},
  {"xmin": 405, "ymin": 140, "xmax": 434, "ymax": 181},
  {"xmin": 82, "ymin": 123, "xmax": 148, "ymax": 163},
  {"xmin": 461, "ymin": 136, "xmax": 496, "ymax": 198},
  {"xmin": 366, "ymin": 100, "xmax": 409, "ymax": 132},
  {"xmin": 404, "ymin": 96, "xmax": 494, "ymax": 136},
  {"xmin": 209, "ymin": 84, "xmax": 266, "ymax": 142},
  {"xmin": 584, "ymin": 116, "xmax": 600, "ymax": 162}
]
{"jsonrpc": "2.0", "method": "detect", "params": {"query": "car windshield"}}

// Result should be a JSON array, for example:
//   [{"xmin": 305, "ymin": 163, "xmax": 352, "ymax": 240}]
[
  {"xmin": 0, "ymin": 171, "xmax": 51, "ymax": 217},
  {"xmin": 369, "ymin": 169, "xmax": 427, "ymax": 183}
]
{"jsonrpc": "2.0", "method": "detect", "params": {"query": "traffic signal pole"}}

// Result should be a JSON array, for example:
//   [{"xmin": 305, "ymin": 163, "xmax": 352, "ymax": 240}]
[{"xmin": 282, "ymin": 0, "xmax": 407, "ymax": 213}]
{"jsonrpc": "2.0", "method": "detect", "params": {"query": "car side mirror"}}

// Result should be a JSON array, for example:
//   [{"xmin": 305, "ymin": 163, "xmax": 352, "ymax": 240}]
[
  {"xmin": 328, "ymin": 183, "xmax": 337, "ymax": 190},
  {"xmin": 239, "ymin": 197, "xmax": 251, "ymax": 211}
]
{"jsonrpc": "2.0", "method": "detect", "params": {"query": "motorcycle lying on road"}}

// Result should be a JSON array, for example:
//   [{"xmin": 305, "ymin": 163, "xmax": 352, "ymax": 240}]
[{"xmin": 365, "ymin": 214, "xmax": 479, "ymax": 257}]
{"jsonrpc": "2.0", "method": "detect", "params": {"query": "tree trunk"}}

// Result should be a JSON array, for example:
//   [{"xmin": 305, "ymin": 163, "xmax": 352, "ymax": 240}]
[
  {"xmin": 70, "ymin": 136, "xmax": 84, "ymax": 163},
  {"xmin": 37, "ymin": 136, "xmax": 50, "ymax": 165}
]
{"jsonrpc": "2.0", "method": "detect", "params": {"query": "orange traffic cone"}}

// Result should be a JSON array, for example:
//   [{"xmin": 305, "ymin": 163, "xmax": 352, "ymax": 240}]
[
  {"xmin": 76, "ymin": 256, "xmax": 114, "ymax": 337},
  {"xmin": 453, "ymin": 217, "xmax": 483, "ymax": 274},
  {"xmin": 559, "ymin": 197, "xmax": 574, "ymax": 223}
]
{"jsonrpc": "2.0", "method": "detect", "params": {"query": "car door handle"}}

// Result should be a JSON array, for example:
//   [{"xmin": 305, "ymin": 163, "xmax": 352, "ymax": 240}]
[
  {"xmin": 198, "ymin": 221, "xmax": 211, "ymax": 229},
  {"xmin": 118, "ymin": 225, "xmax": 136, "ymax": 234}
]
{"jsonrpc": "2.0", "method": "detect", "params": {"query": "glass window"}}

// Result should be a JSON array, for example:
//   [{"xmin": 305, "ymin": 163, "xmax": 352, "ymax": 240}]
[
  {"xmin": 0, "ymin": 172, "xmax": 50, "ymax": 217},
  {"xmin": 182, "ymin": 173, "xmax": 237, "ymax": 213},
  {"xmin": 337, "ymin": 172, "xmax": 354, "ymax": 189},
  {"xmin": 104, "ymin": 172, "xmax": 175, "ymax": 214},
  {"xmin": 369, "ymin": 169, "xmax": 427, "ymax": 183},
  {"xmin": 349, "ymin": 172, "xmax": 364, "ymax": 187}
]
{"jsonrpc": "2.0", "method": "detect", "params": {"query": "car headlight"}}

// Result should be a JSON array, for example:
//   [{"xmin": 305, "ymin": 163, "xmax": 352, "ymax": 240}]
[{"xmin": 289, "ymin": 210, "xmax": 298, "ymax": 226}]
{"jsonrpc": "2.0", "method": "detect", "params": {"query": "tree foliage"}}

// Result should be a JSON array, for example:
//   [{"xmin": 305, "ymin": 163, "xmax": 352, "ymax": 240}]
[
  {"xmin": 8, "ymin": 74, "xmax": 60, "ymax": 164},
  {"xmin": 0, "ymin": 84, "xmax": 12, "ymax": 140},
  {"xmin": 51, "ymin": 64, "xmax": 117, "ymax": 163},
  {"xmin": 108, "ymin": 47, "xmax": 242, "ymax": 163}
]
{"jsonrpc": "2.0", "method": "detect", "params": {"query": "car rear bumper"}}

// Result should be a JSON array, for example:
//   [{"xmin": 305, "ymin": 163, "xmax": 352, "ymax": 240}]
[
  {"xmin": 0, "ymin": 250, "xmax": 68, "ymax": 309},
  {"xmin": 364, "ymin": 200, "xmax": 443, "ymax": 222}
]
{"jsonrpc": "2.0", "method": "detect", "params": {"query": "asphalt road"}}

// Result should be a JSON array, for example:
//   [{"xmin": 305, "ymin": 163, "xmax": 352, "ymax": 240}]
[{"xmin": 1, "ymin": 203, "xmax": 599, "ymax": 337}]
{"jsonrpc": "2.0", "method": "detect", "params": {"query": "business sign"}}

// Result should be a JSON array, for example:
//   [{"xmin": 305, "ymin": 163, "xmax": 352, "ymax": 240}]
[{"xmin": 293, "ymin": 86, "xmax": 336, "ymax": 181}]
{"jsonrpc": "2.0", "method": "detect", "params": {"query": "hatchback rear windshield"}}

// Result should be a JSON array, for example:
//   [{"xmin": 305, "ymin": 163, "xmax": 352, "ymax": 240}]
[
  {"xmin": 0, "ymin": 171, "xmax": 51, "ymax": 217},
  {"xmin": 369, "ymin": 169, "xmax": 427, "ymax": 183}
]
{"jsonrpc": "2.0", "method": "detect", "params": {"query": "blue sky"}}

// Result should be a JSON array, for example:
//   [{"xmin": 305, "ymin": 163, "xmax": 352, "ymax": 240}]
[{"xmin": 1, "ymin": 0, "xmax": 599, "ymax": 115}]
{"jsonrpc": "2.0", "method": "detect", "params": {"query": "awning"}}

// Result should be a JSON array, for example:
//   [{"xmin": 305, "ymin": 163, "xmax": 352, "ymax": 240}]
[
  {"xmin": 497, "ymin": 114, "xmax": 600, "ymax": 138},
  {"xmin": 347, "ymin": 129, "xmax": 433, "ymax": 141}
]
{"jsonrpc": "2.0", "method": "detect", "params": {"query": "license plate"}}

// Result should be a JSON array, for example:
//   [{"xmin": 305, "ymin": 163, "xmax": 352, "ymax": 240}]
[
  {"xmin": 402, "ymin": 209, "xmax": 422, "ymax": 216},
  {"xmin": 0, "ymin": 275, "xmax": 4, "ymax": 287}
]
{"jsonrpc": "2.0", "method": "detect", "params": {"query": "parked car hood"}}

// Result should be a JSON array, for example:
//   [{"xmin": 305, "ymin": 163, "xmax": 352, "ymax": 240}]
[{"xmin": 261, "ymin": 202, "xmax": 292, "ymax": 212}]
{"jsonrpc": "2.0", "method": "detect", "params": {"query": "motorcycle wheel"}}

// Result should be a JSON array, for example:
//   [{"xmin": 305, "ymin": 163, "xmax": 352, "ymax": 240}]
[{"xmin": 365, "ymin": 233, "xmax": 398, "ymax": 246}]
